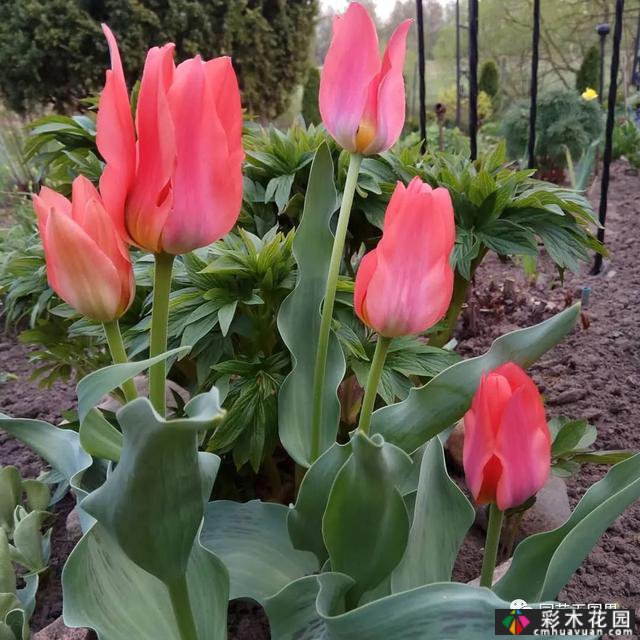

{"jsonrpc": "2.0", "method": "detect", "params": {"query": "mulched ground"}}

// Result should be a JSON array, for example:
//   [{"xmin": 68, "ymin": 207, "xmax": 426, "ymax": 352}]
[{"xmin": 0, "ymin": 160, "xmax": 638, "ymax": 636}]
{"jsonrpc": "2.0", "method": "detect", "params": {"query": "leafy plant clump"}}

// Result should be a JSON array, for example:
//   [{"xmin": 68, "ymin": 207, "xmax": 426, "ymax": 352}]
[{"xmin": 502, "ymin": 89, "xmax": 603, "ymax": 170}]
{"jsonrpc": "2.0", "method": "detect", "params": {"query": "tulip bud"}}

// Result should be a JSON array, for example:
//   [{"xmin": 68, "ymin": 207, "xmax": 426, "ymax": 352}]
[
  {"xmin": 354, "ymin": 177, "xmax": 455, "ymax": 337},
  {"xmin": 463, "ymin": 362, "xmax": 551, "ymax": 511},
  {"xmin": 33, "ymin": 176, "xmax": 135, "ymax": 322},
  {"xmin": 97, "ymin": 25, "xmax": 244, "ymax": 255},
  {"xmin": 320, "ymin": 2, "xmax": 411, "ymax": 155}
]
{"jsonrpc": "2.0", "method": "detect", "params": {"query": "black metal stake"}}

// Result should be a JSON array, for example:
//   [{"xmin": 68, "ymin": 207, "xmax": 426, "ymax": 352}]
[
  {"xmin": 416, "ymin": 0, "xmax": 427, "ymax": 154},
  {"xmin": 592, "ymin": 0, "xmax": 624, "ymax": 275},
  {"xmin": 527, "ymin": 0, "xmax": 540, "ymax": 170},
  {"xmin": 468, "ymin": 0, "xmax": 478, "ymax": 160},
  {"xmin": 456, "ymin": 0, "xmax": 461, "ymax": 128}
]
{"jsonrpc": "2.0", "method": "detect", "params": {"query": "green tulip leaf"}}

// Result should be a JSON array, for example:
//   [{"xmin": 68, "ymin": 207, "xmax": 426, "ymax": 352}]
[
  {"xmin": 79, "ymin": 409, "xmax": 123, "ymax": 463},
  {"xmin": 495, "ymin": 452, "xmax": 640, "ymax": 602},
  {"xmin": 22, "ymin": 480, "xmax": 50, "ymax": 513},
  {"xmin": 391, "ymin": 437, "xmax": 475, "ymax": 592},
  {"xmin": 0, "ymin": 468, "xmax": 21, "ymax": 533},
  {"xmin": 200, "ymin": 500, "xmax": 318, "ymax": 602},
  {"xmin": 264, "ymin": 574, "xmax": 598, "ymax": 640},
  {"xmin": 371, "ymin": 304, "xmax": 581, "ymax": 453},
  {"xmin": 81, "ymin": 389, "xmax": 224, "ymax": 584},
  {"xmin": 62, "ymin": 523, "xmax": 228, "ymax": 640},
  {"xmin": 11, "ymin": 510, "xmax": 49, "ymax": 574},
  {"xmin": 288, "ymin": 441, "xmax": 352, "ymax": 563},
  {"xmin": 323, "ymin": 432, "xmax": 411, "ymax": 605},
  {"xmin": 77, "ymin": 346, "xmax": 190, "ymax": 423},
  {"xmin": 0, "ymin": 530, "xmax": 15, "ymax": 595},
  {"xmin": 277, "ymin": 143, "xmax": 344, "ymax": 467},
  {"xmin": 0, "ymin": 415, "xmax": 92, "ymax": 510}
]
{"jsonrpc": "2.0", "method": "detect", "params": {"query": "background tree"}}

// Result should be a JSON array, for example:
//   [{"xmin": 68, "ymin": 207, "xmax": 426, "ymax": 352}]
[
  {"xmin": 301, "ymin": 67, "xmax": 321, "ymax": 125},
  {"xmin": 576, "ymin": 45, "xmax": 600, "ymax": 93},
  {"xmin": 479, "ymin": 60, "xmax": 500, "ymax": 98},
  {"xmin": 0, "ymin": 0, "xmax": 317, "ymax": 119}
]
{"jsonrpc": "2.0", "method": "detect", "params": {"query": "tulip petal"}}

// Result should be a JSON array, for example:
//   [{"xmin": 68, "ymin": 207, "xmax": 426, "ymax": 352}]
[
  {"xmin": 162, "ymin": 57, "xmax": 243, "ymax": 254},
  {"xmin": 463, "ymin": 373, "xmax": 512, "ymax": 502},
  {"xmin": 97, "ymin": 25, "xmax": 136, "ymax": 242},
  {"xmin": 362, "ymin": 19, "xmax": 412, "ymax": 155},
  {"xmin": 320, "ymin": 2, "xmax": 381, "ymax": 152},
  {"xmin": 44, "ymin": 210, "xmax": 123, "ymax": 322},
  {"xmin": 127, "ymin": 44, "xmax": 176, "ymax": 252},
  {"xmin": 362, "ymin": 183, "xmax": 454, "ymax": 336},
  {"xmin": 494, "ymin": 386, "xmax": 551, "ymax": 511},
  {"xmin": 354, "ymin": 249, "xmax": 378, "ymax": 327}
]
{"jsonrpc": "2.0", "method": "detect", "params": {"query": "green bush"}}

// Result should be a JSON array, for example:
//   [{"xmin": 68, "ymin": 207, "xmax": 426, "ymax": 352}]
[
  {"xmin": 576, "ymin": 45, "xmax": 600, "ymax": 94},
  {"xmin": 502, "ymin": 89, "xmax": 603, "ymax": 168},
  {"xmin": 0, "ymin": 0, "xmax": 317, "ymax": 119},
  {"xmin": 612, "ymin": 117, "xmax": 640, "ymax": 168},
  {"xmin": 301, "ymin": 66, "xmax": 321, "ymax": 125},
  {"xmin": 479, "ymin": 60, "xmax": 499, "ymax": 98}
]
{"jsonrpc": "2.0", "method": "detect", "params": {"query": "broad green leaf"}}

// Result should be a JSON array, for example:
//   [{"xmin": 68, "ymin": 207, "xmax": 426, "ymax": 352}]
[
  {"xmin": 77, "ymin": 346, "xmax": 190, "ymax": 423},
  {"xmin": 79, "ymin": 409, "xmax": 123, "ymax": 463},
  {"xmin": 288, "ymin": 442, "xmax": 352, "ymax": 563},
  {"xmin": 323, "ymin": 432, "xmax": 411, "ymax": 605},
  {"xmin": 62, "ymin": 523, "xmax": 228, "ymax": 640},
  {"xmin": 81, "ymin": 390, "xmax": 223, "ymax": 584},
  {"xmin": 371, "ymin": 304, "xmax": 580, "ymax": 453},
  {"xmin": 495, "ymin": 453, "xmax": 640, "ymax": 602},
  {"xmin": 264, "ymin": 575, "xmax": 593, "ymax": 640},
  {"xmin": 0, "ymin": 415, "xmax": 92, "ymax": 499},
  {"xmin": 550, "ymin": 418, "xmax": 596, "ymax": 457},
  {"xmin": 200, "ymin": 500, "xmax": 318, "ymax": 602},
  {"xmin": 0, "ymin": 530, "xmax": 15, "ymax": 595},
  {"xmin": 277, "ymin": 144, "xmax": 344, "ymax": 466},
  {"xmin": 11, "ymin": 511, "xmax": 48, "ymax": 573},
  {"xmin": 0, "ymin": 468, "xmax": 21, "ymax": 533},
  {"xmin": 391, "ymin": 437, "xmax": 474, "ymax": 591},
  {"xmin": 22, "ymin": 480, "xmax": 50, "ymax": 513}
]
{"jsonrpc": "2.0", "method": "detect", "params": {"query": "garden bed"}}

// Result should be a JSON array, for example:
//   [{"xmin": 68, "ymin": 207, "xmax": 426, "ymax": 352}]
[{"xmin": 0, "ymin": 160, "xmax": 638, "ymax": 637}]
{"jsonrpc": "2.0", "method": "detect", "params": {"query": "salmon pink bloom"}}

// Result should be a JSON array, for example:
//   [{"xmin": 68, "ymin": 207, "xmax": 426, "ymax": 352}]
[
  {"xmin": 97, "ymin": 25, "xmax": 244, "ymax": 255},
  {"xmin": 33, "ymin": 176, "xmax": 135, "ymax": 322},
  {"xmin": 354, "ymin": 177, "xmax": 455, "ymax": 337},
  {"xmin": 463, "ymin": 362, "xmax": 551, "ymax": 511},
  {"xmin": 320, "ymin": 2, "xmax": 411, "ymax": 155}
]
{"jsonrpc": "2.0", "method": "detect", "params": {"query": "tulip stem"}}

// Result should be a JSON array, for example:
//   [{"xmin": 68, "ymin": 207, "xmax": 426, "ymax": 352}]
[
  {"xmin": 149, "ymin": 252, "xmax": 175, "ymax": 417},
  {"xmin": 167, "ymin": 575, "xmax": 198, "ymax": 640},
  {"xmin": 310, "ymin": 152, "xmax": 362, "ymax": 462},
  {"xmin": 102, "ymin": 321, "xmax": 137, "ymax": 404},
  {"xmin": 357, "ymin": 336, "xmax": 391, "ymax": 436},
  {"xmin": 480, "ymin": 503, "xmax": 504, "ymax": 589}
]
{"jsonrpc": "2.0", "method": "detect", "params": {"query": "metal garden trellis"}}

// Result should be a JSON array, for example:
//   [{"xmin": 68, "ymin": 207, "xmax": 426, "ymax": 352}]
[{"xmin": 414, "ymin": 0, "xmax": 626, "ymax": 275}]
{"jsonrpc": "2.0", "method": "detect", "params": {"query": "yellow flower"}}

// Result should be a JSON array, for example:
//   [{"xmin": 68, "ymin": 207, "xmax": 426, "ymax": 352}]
[{"xmin": 582, "ymin": 88, "xmax": 598, "ymax": 101}]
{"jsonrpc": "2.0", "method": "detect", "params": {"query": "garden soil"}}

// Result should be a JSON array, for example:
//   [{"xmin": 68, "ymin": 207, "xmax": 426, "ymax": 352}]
[{"xmin": 0, "ymin": 160, "xmax": 638, "ymax": 637}]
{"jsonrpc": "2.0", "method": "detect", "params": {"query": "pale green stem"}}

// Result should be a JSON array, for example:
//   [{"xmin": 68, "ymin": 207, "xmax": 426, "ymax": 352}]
[
  {"xmin": 480, "ymin": 503, "xmax": 504, "ymax": 588},
  {"xmin": 167, "ymin": 576, "xmax": 198, "ymax": 640},
  {"xmin": 149, "ymin": 252, "xmax": 175, "ymax": 417},
  {"xmin": 102, "ymin": 320, "xmax": 137, "ymax": 403},
  {"xmin": 357, "ymin": 336, "xmax": 392, "ymax": 436},
  {"xmin": 310, "ymin": 153, "xmax": 362, "ymax": 461}
]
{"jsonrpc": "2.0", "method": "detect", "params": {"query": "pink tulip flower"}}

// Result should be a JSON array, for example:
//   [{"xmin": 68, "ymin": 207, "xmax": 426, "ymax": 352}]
[
  {"xmin": 319, "ymin": 2, "xmax": 411, "ymax": 155},
  {"xmin": 33, "ymin": 176, "xmax": 135, "ymax": 322},
  {"xmin": 97, "ymin": 25, "xmax": 244, "ymax": 255},
  {"xmin": 463, "ymin": 362, "xmax": 551, "ymax": 511},
  {"xmin": 354, "ymin": 177, "xmax": 455, "ymax": 337}
]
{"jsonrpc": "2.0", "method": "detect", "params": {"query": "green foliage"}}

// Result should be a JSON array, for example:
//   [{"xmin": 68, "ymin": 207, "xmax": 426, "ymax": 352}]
[
  {"xmin": 502, "ymin": 89, "xmax": 603, "ymax": 168},
  {"xmin": 549, "ymin": 416, "xmax": 634, "ymax": 478},
  {"xmin": 437, "ymin": 85, "xmax": 493, "ymax": 126},
  {"xmin": 575, "ymin": 45, "xmax": 600, "ymax": 94},
  {"xmin": 479, "ymin": 60, "xmax": 499, "ymax": 98},
  {"xmin": 0, "ymin": 0, "xmax": 317, "ymax": 119},
  {"xmin": 612, "ymin": 117, "xmax": 640, "ymax": 168},
  {"xmin": 301, "ymin": 66, "xmax": 321, "ymax": 125}
]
